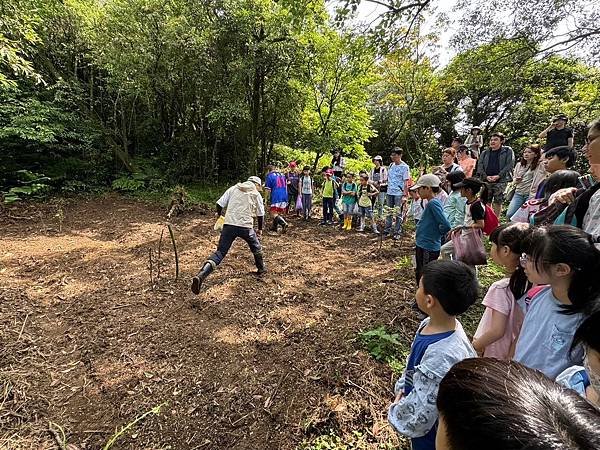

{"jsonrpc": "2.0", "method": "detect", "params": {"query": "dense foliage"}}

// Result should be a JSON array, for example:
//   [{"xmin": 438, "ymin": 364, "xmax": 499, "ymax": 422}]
[{"xmin": 1, "ymin": 0, "xmax": 599, "ymax": 200}]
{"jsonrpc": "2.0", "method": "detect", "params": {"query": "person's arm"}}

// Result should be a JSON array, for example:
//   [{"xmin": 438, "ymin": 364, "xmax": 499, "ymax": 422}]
[
  {"xmin": 443, "ymin": 196, "xmax": 457, "ymax": 227},
  {"xmin": 403, "ymin": 166, "xmax": 410, "ymax": 197},
  {"xmin": 216, "ymin": 204, "xmax": 224, "ymax": 216},
  {"xmin": 498, "ymin": 148, "xmax": 515, "ymax": 180},
  {"xmin": 388, "ymin": 368, "xmax": 442, "ymax": 438},
  {"xmin": 475, "ymin": 152, "xmax": 485, "ymax": 178},
  {"xmin": 472, "ymin": 309, "xmax": 508, "ymax": 355},
  {"xmin": 469, "ymin": 202, "xmax": 485, "ymax": 230},
  {"xmin": 370, "ymin": 185, "xmax": 379, "ymax": 196},
  {"xmin": 539, "ymin": 123, "xmax": 555, "ymax": 139},
  {"xmin": 216, "ymin": 187, "xmax": 233, "ymax": 213},
  {"xmin": 567, "ymin": 136, "xmax": 574, "ymax": 149},
  {"xmin": 549, "ymin": 187, "xmax": 578, "ymax": 205},
  {"xmin": 432, "ymin": 201, "xmax": 451, "ymax": 236},
  {"xmin": 381, "ymin": 167, "xmax": 388, "ymax": 186}
]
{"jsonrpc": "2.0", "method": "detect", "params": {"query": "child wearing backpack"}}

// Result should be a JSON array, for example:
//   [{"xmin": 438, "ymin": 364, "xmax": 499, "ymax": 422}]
[
  {"xmin": 515, "ymin": 225, "xmax": 600, "ymax": 379},
  {"xmin": 388, "ymin": 260, "xmax": 478, "ymax": 450},
  {"xmin": 356, "ymin": 173, "xmax": 379, "ymax": 233},
  {"xmin": 299, "ymin": 166, "xmax": 314, "ymax": 220},
  {"xmin": 472, "ymin": 223, "xmax": 532, "ymax": 359}
]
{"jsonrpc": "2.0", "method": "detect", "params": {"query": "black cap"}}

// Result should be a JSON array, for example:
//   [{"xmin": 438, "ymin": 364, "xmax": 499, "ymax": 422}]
[{"xmin": 453, "ymin": 177, "xmax": 483, "ymax": 191}]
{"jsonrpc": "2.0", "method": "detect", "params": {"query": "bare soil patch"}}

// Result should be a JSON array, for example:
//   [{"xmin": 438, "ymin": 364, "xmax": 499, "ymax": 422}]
[{"xmin": 0, "ymin": 194, "xmax": 420, "ymax": 449}]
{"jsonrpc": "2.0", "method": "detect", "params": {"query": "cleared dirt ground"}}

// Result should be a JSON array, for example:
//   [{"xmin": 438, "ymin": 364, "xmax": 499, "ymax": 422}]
[{"xmin": 0, "ymin": 194, "xmax": 422, "ymax": 449}]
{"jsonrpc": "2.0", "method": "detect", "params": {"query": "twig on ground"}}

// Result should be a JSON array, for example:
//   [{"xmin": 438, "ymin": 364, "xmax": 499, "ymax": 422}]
[
  {"xmin": 157, "ymin": 228, "xmax": 164, "ymax": 283},
  {"xmin": 167, "ymin": 224, "xmax": 179, "ymax": 281},
  {"xmin": 48, "ymin": 422, "xmax": 67, "ymax": 450},
  {"xmin": 16, "ymin": 313, "xmax": 29, "ymax": 341},
  {"xmin": 148, "ymin": 248, "xmax": 154, "ymax": 289}
]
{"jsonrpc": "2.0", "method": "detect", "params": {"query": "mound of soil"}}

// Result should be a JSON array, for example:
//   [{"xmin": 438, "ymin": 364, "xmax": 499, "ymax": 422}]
[{"xmin": 0, "ymin": 194, "xmax": 419, "ymax": 449}]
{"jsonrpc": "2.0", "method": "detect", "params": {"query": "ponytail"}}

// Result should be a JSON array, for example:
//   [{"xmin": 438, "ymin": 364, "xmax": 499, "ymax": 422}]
[
  {"xmin": 489, "ymin": 223, "xmax": 533, "ymax": 299},
  {"xmin": 479, "ymin": 183, "xmax": 491, "ymax": 205},
  {"xmin": 524, "ymin": 225, "xmax": 600, "ymax": 314}
]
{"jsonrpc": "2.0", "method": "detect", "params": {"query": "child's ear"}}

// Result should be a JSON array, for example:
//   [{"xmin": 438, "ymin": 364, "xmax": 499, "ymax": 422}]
[
  {"xmin": 553, "ymin": 263, "xmax": 573, "ymax": 278},
  {"xmin": 426, "ymin": 294, "xmax": 436, "ymax": 309}
]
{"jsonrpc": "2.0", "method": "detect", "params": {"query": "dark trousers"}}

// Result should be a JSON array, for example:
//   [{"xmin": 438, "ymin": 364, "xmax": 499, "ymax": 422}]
[
  {"xmin": 302, "ymin": 193, "xmax": 313, "ymax": 219},
  {"xmin": 322, "ymin": 197, "xmax": 334, "ymax": 222},
  {"xmin": 288, "ymin": 191, "xmax": 298, "ymax": 213},
  {"xmin": 415, "ymin": 246, "xmax": 440, "ymax": 284},
  {"xmin": 208, "ymin": 224, "xmax": 262, "ymax": 266}
]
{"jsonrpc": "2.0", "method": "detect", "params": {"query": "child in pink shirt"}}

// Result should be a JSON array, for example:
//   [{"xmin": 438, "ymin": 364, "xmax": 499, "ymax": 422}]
[{"xmin": 473, "ymin": 223, "xmax": 532, "ymax": 359}]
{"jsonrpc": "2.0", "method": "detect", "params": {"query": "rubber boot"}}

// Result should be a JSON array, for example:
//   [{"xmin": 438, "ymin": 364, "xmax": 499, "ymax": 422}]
[
  {"xmin": 254, "ymin": 253, "xmax": 267, "ymax": 275},
  {"xmin": 346, "ymin": 216, "xmax": 352, "ymax": 231},
  {"xmin": 191, "ymin": 261, "xmax": 215, "ymax": 295},
  {"xmin": 372, "ymin": 219, "xmax": 380, "ymax": 234},
  {"xmin": 358, "ymin": 217, "xmax": 365, "ymax": 232},
  {"xmin": 276, "ymin": 215, "xmax": 288, "ymax": 234},
  {"xmin": 342, "ymin": 217, "xmax": 348, "ymax": 230}
]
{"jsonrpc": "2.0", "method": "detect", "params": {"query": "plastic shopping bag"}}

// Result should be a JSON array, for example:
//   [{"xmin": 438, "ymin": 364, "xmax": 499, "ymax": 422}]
[
  {"xmin": 296, "ymin": 195, "xmax": 303, "ymax": 211},
  {"xmin": 452, "ymin": 228, "xmax": 487, "ymax": 266},
  {"xmin": 214, "ymin": 215, "xmax": 225, "ymax": 231}
]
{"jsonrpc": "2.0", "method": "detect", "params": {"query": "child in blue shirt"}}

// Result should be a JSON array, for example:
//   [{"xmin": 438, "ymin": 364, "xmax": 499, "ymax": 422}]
[
  {"xmin": 411, "ymin": 174, "xmax": 451, "ymax": 284},
  {"xmin": 388, "ymin": 260, "xmax": 478, "ymax": 450}
]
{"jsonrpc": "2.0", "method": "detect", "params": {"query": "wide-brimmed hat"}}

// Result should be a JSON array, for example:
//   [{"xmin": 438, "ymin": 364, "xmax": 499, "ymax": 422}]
[
  {"xmin": 410, "ymin": 174, "xmax": 442, "ymax": 190},
  {"xmin": 471, "ymin": 126, "xmax": 482, "ymax": 131},
  {"xmin": 372, "ymin": 155, "xmax": 383, "ymax": 161}
]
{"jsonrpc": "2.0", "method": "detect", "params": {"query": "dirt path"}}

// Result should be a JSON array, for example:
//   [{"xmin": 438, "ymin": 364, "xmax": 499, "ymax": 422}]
[{"xmin": 0, "ymin": 194, "xmax": 419, "ymax": 449}]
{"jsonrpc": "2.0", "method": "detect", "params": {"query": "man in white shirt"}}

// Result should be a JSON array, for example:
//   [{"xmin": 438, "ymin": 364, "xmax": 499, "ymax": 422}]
[{"xmin": 191, "ymin": 176, "xmax": 265, "ymax": 294}]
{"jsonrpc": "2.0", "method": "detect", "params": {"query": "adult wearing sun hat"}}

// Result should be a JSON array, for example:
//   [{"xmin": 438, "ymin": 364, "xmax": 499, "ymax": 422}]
[
  {"xmin": 465, "ymin": 126, "xmax": 484, "ymax": 159},
  {"xmin": 370, "ymin": 155, "xmax": 388, "ymax": 217},
  {"xmin": 539, "ymin": 114, "xmax": 574, "ymax": 151},
  {"xmin": 191, "ymin": 176, "xmax": 266, "ymax": 294}
]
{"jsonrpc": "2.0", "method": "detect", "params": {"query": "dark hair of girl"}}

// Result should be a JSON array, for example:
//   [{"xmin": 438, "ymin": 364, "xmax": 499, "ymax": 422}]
[
  {"xmin": 437, "ymin": 358, "xmax": 600, "ymax": 450},
  {"xmin": 519, "ymin": 144, "xmax": 542, "ymax": 170},
  {"xmin": 479, "ymin": 183, "xmax": 491, "ymax": 205},
  {"xmin": 489, "ymin": 223, "xmax": 533, "ymax": 299},
  {"xmin": 523, "ymin": 225, "xmax": 600, "ymax": 314},
  {"xmin": 446, "ymin": 171, "xmax": 466, "ymax": 191},
  {"xmin": 544, "ymin": 169, "xmax": 581, "ymax": 199},
  {"xmin": 571, "ymin": 308, "xmax": 600, "ymax": 354}
]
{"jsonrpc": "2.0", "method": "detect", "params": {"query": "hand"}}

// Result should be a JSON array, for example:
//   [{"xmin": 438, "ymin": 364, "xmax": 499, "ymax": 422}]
[
  {"xmin": 393, "ymin": 392, "xmax": 404, "ymax": 404},
  {"xmin": 549, "ymin": 187, "xmax": 577, "ymax": 205}
]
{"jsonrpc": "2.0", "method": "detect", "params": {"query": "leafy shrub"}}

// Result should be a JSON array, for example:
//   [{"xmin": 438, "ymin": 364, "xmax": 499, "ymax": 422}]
[
  {"xmin": 359, "ymin": 326, "xmax": 403, "ymax": 362},
  {"xmin": 111, "ymin": 176, "xmax": 145, "ymax": 192},
  {"xmin": 2, "ymin": 169, "xmax": 51, "ymax": 204}
]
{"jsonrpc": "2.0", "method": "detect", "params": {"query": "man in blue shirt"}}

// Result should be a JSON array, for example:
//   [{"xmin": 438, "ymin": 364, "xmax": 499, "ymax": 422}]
[
  {"xmin": 385, "ymin": 147, "xmax": 411, "ymax": 239},
  {"xmin": 265, "ymin": 164, "xmax": 289, "ymax": 233}
]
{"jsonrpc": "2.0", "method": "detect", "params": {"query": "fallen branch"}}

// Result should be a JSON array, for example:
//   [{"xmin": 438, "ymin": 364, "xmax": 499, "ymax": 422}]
[
  {"xmin": 17, "ymin": 313, "xmax": 29, "ymax": 342},
  {"xmin": 167, "ymin": 224, "xmax": 179, "ymax": 281},
  {"xmin": 157, "ymin": 228, "xmax": 164, "ymax": 283},
  {"xmin": 103, "ymin": 402, "xmax": 166, "ymax": 450},
  {"xmin": 148, "ymin": 248, "xmax": 154, "ymax": 289},
  {"xmin": 48, "ymin": 422, "xmax": 67, "ymax": 450}
]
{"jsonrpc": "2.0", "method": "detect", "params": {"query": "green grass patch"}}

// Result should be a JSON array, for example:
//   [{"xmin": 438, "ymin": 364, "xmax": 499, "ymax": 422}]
[{"xmin": 358, "ymin": 326, "xmax": 409, "ymax": 375}]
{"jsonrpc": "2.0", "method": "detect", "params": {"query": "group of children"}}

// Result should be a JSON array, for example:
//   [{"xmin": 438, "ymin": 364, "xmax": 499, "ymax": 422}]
[
  {"xmin": 285, "ymin": 164, "xmax": 386, "ymax": 233},
  {"xmin": 388, "ymin": 224, "xmax": 600, "ymax": 449}
]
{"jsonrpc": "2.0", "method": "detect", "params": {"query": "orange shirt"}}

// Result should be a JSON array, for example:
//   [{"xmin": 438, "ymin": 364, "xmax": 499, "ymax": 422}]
[{"xmin": 459, "ymin": 157, "xmax": 476, "ymax": 178}]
